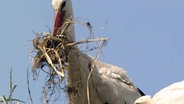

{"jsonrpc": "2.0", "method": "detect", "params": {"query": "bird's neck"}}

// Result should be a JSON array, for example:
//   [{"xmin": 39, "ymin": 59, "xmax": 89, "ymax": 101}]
[{"xmin": 66, "ymin": 50, "xmax": 103, "ymax": 104}]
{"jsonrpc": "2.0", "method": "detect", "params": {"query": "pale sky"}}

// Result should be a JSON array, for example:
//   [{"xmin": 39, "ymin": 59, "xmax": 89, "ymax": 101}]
[{"xmin": 0, "ymin": 0, "xmax": 184, "ymax": 103}]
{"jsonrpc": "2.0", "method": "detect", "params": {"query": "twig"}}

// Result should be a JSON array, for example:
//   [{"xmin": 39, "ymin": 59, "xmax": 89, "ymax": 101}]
[
  {"xmin": 65, "ymin": 38, "xmax": 109, "ymax": 47},
  {"xmin": 58, "ymin": 19, "xmax": 74, "ymax": 36},
  {"xmin": 38, "ymin": 45, "xmax": 64, "ymax": 77},
  {"xmin": 42, "ymin": 87, "xmax": 48, "ymax": 104},
  {"xmin": 86, "ymin": 40, "xmax": 106, "ymax": 104},
  {"xmin": 27, "ymin": 66, "xmax": 34, "ymax": 104},
  {"xmin": 54, "ymin": 50, "xmax": 64, "ymax": 82}
]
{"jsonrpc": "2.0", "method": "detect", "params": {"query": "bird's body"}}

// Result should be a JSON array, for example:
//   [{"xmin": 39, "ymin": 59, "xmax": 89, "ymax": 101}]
[
  {"xmin": 93, "ymin": 60, "xmax": 144, "ymax": 104},
  {"xmin": 134, "ymin": 80, "xmax": 184, "ymax": 104},
  {"xmin": 66, "ymin": 52, "xmax": 144, "ymax": 104},
  {"xmin": 52, "ymin": 0, "xmax": 144, "ymax": 104}
]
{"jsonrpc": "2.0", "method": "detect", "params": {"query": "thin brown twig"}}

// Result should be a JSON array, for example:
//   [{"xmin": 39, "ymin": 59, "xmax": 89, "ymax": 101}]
[
  {"xmin": 86, "ymin": 40, "xmax": 106, "ymax": 104},
  {"xmin": 57, "ymin": 19, "xmax": 74, "ymax": 36},
  {"xmin": 65, "ymin": 38, "xmax": 109, "ymax": 47},
  {"xmin": 42, "ymin": 87, "xmax": 48, "ymax": 104}
]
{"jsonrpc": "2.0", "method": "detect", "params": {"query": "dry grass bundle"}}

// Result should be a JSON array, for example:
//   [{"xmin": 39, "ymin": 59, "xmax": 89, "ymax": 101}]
[
  {"xmin": 32, "ymin": 33, "xmax": 69, "ymax": 78},
  {"xmin": 31, "ymin": 20, "xmax": 75, "ymax": 103},
  {"xmin": 31, "ymin": 20, "xmax": 108, "ymax": 103},
  {"xmin": 32, "ymin": 19, "xmax": 75, "ymax": 81}
]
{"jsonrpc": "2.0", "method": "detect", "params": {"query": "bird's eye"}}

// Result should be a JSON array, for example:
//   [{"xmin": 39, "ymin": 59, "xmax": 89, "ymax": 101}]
[{"xmin": 61, "ymin": 1, "xmax": 66, "ymax": 10}]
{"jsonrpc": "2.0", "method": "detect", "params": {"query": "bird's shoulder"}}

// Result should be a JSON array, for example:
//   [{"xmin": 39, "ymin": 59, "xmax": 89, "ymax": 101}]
[{"xmin": 95, "ymin": 60, "xmax": 136, "ymax": 89}]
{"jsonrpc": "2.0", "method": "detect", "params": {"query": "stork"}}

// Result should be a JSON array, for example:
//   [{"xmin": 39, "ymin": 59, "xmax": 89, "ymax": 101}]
[
  {"xmin": 134, "ymin": 80, "xmax": 184, "ymax": 104},
  {"xmin": 52, "ymin": 0, "xmax": 145, "ymax": 104}
]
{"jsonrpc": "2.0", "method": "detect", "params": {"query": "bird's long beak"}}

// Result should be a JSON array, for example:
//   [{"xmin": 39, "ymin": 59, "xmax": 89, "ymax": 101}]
[{"xmin": 52, "ymin": 11, "xmax": 65, "ymax": 36}]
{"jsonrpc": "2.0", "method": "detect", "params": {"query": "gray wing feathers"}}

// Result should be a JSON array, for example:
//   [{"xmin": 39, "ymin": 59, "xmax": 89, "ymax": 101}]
[
  {"xmin": 92, "ymin": 60, "xmax": 142, "ymax": 104},
  {"xmin": 95, "ymin": 60, "xmax": 138, "ymax": 90}
]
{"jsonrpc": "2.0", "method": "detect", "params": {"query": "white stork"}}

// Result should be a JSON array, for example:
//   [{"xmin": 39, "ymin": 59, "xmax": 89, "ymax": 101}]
[
  {"xmin": 134, "ymin": 80, "xmax": 184, "ymax": 104},
  {"xmin": 52, "ymin": 0, "xmax": 145, "ymax": 104}
]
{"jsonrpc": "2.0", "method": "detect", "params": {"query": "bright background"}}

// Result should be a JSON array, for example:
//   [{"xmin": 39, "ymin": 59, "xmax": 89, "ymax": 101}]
[{"xmin": 0, "ymin": 0, "xmax": 184, "ymax": 103}]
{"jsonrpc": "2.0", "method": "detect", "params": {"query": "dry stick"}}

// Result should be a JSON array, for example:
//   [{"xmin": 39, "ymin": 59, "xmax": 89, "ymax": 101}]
[
  {"xmin": 42, "ymin": 87, "xmax": 48, "ymax": 104},
  {"xmin": 65, "ymin": 38, "xmax": 109, "ymax": 47},
  {"xmin": 27, "ymin": 66, "xmax": 34, "ymax": 104},
  {"xmin": 58, "ymin": 19, "xmax": 73, "ymax": 36},
  {"xmin": 38, "ymin": 45, "xmax": 64, "ymax": 77},
  {"xmin": 86, "ymin": 40, "xmax": 105, "ymax": 104},
  {"xmin": 54, "ymin": 50, "xmax": 65, "ymax": 82}
]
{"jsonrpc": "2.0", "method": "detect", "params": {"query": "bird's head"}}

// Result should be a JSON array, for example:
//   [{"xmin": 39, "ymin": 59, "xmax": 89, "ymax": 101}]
[{"xmin": 52, "ymin": 0, "xmax": 74, "ymax": 36}]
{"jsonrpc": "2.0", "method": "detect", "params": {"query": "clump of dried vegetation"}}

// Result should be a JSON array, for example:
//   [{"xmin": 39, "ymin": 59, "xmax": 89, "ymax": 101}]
[{"xmin": 30, "ymin": 20, "xmax": 108, "ymax": 103}]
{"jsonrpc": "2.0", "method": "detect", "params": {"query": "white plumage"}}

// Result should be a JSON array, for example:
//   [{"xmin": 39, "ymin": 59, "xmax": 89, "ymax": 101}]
[
  {"xmin": 134, "ymin": 80, "xmax": 184, "ymax": 104},
  {"xmin": 93, "ymin": 60, "xmax": 144, "ymax": 104}
]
